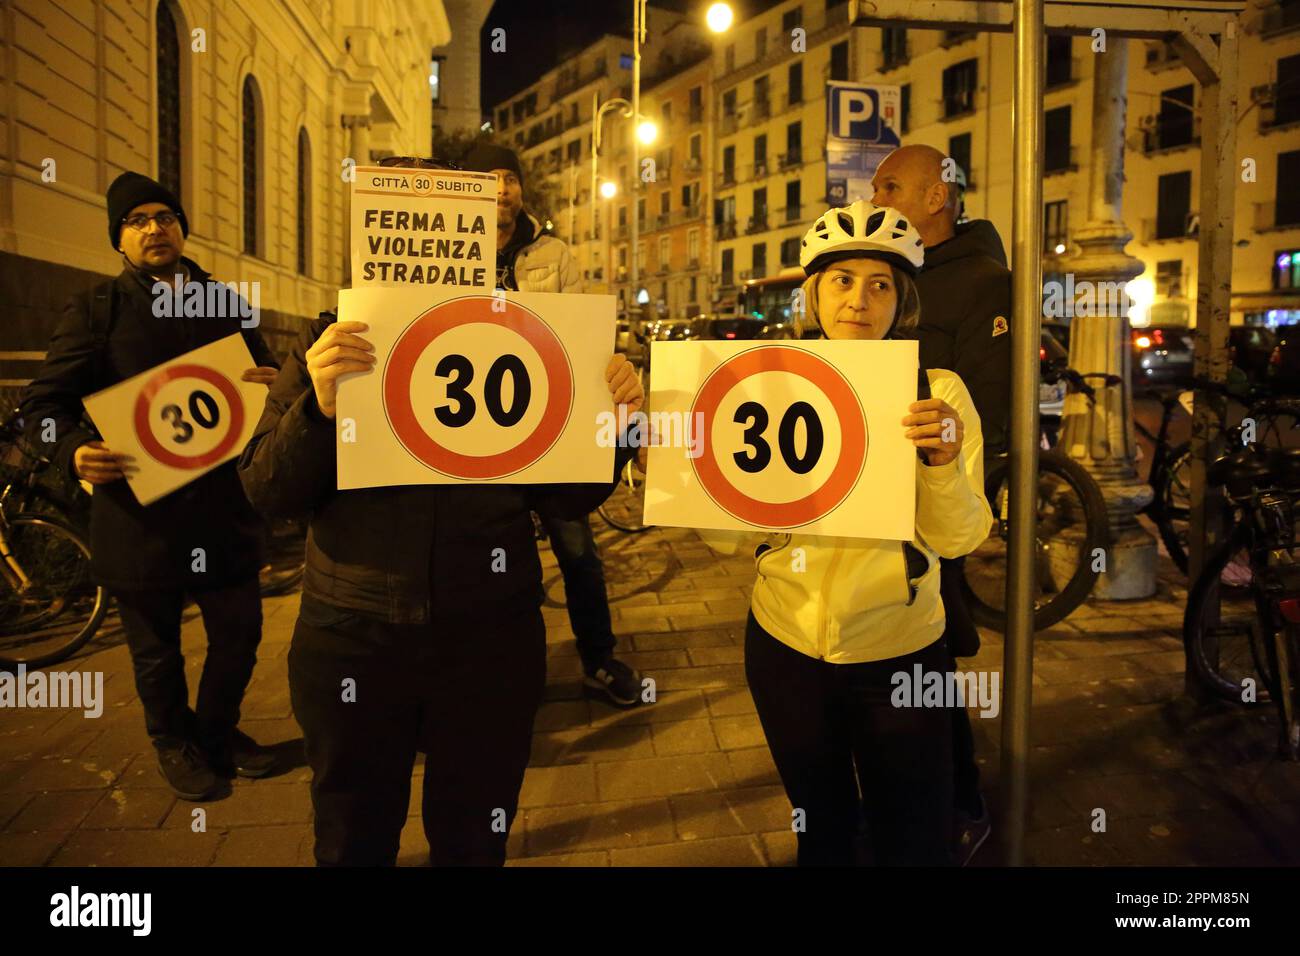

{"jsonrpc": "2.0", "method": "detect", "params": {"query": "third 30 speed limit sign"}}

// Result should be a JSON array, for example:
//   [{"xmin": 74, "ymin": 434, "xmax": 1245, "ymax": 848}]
[
  {"xmin": 691, "ymin": 346, "xmax": 867, "ymax": 528},
  {"xmin": 644, "ymin": 339, "xmax": 918, "ymax": 539}
]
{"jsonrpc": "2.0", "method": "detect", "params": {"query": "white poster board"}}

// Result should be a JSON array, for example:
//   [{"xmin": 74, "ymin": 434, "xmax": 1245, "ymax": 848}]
[
  {"xmin": 643, "ymin": 339, "xmax": 918, "ymax": 539},
  {"xmin": 334, "ymin": 286, "xmax": 617, "ymax": 488},
  {"xmin": 349, "ymin": 165, "xmax": 499, "ymax": 289},
  {"xmin": 82, "ymin": 333, "xmax": 267, "ymax": 506}
]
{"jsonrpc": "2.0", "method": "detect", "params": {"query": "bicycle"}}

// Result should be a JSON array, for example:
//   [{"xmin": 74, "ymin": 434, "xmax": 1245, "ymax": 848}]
[
  {"xmin": 1183, "ymin": 443, "xmax": 1300, "ymax": 760},
  {"xmin": 959, "ymin": 367, "xmax": 1110, "ymax": 631},
  {"xmin": 1133, "ymin": 378, "xmax": 1300, "ymax": 576},
  {"xmin": 0, "ymin": 412, "xmax": 109, "ymax": 670},
  {"xmin": 597, "ymin": 458, "xmax": 649, "ymax": 534}
]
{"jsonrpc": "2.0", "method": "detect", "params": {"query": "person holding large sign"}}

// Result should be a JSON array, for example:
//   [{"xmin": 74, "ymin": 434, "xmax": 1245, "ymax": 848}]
[
  {"xmin": 20, "ymin": 172, "xmax": 281, "ymax": 802},
  {"xmin": 237, "ymin": 156, "xmax": 644, "ymax": 867},
  {"xmin": 710, "ymin": 201, "xmax": 992, "ymax": 866}
]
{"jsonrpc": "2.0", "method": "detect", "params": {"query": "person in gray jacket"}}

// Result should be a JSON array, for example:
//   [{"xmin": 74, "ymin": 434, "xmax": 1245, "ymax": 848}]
[{"xmin": 465, "ymin": 143, "xmax": 644, "ymax": 708}]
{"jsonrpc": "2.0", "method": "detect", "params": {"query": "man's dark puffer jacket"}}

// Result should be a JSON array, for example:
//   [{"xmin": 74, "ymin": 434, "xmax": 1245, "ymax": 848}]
[{"xmin": 237, "ymin": 314, "xmax": 632, "ymax": 625}]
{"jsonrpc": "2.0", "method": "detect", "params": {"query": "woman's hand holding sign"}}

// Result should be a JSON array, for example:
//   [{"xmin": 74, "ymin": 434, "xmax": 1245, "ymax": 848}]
[
  {"xmin": 902, "ymin": 397, "xmax": 964, "ymax": 467},
  {"xmin": 606, "ymin": 354, "xmax": 644, "ymax": 416},
  {"xmin": 306, "ymin": 321, "xmax": 377, "ymax": 420}
]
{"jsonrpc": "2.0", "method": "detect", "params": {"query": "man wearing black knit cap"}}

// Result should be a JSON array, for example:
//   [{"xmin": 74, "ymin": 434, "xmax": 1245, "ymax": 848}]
[
  {"xmin": 464, "ymin": 142, "xmax": 646, "ymax": 709},
  {"xmin": 20, "ymin": 171, "xmax": 281, "ymax": 801}
]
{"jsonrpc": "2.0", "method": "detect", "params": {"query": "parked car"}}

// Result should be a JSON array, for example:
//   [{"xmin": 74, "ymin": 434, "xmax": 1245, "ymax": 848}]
[{"xmin": 1132, "ymin": 325, "xmax": 1193, "ymax": 385}]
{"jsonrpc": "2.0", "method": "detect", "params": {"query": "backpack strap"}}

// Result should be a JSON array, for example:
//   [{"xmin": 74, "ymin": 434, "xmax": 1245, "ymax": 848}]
[{"xmin": 915, "ymin": 367, "xmax": 932, "ymax": 462}]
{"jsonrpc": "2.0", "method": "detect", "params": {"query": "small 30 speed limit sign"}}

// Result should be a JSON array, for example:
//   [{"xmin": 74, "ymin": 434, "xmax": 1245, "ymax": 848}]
[
  {"xmin": 83, "ymin": 333, "xmax": 268, "ymax": 506},
  {"xmin": 335, "ymin": 287, "xmax": 618, "ymax": 489},
  {"xmin": 644, "ymin": 340, "xmax": 919, "ymax": 539}
]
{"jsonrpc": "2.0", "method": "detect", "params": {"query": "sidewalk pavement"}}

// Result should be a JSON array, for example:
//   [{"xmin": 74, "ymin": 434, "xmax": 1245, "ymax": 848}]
[{"xmin": 1, "ymin": 519, "xmax": 1297, "ymax": 867}]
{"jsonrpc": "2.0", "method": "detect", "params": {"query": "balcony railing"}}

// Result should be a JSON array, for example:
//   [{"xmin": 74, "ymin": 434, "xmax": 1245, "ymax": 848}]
[
  {"xmin": 616, "ymin": 224, "xmax": 629, "ymax": 240},
  {"xmin": 1043, "ymin": 144, "xmax": 1079, "ymax": 175},
  {"xmin": 778, "ymin": 150, "xmax": 802, "ymax": 170},
  {"xmin": 1142, "ymin": 213, "xmax": 1199, "ymax": 242},
  {"xmin": 754, "ymin": 96, "xmax": 771, "ymax": 119},
  {"xmin": 677, "ymin": 204, "xmax": 704, "ymax": 224},
  {"xmin": 683, "ymin": 156, "xmax": 703, "ymax": 174},
  {"xmin": 1261, "ymin": 1, "xmax": 1300, "ymax": 36},
  {"xmin": 720, "ymin": 168, "xmax": 737, "ymax": 188},
  {"xmin": 753, "ymin": 160, "xmax": 770, "ymax": 179},
  {"xmin": 716, "ymin": 221, "xmax": 737, "ymax": 240},
  {"xmin": 721, "ymin": 113, "xmax": 739, "ymax": 135},
  {"xmin": 1144, "ymin": 41, "xmax": 1182, "ymax": 72},
  {"xmin": 780, "ymin": 204, "xmax": 803, "ymax": 224},
  {"xmin": 654, "ymin": 213, "xmax": 671, "ymax": 230},
  {"xmin": 687, "ymin": 257, "xmax": 701, "ymax": 269},
  {"xmin": 1255, "ymin": 200, "xmax": 1300, "ymax": 231},
  {"xmin": 689, "ymin": 105, "xmax": 704, "ymax": 124},
  {"xmin": 746, "ymin": 214, "xmax": 769, "ymax": 235},
  {"xmin": 721, "ymin": 272, "xmax": 735, "ymax": 288},
  {"xmin": 785, "ymin": 90, "xmax": 803, "ymax": 110},
  {"xmin": 1140, "ymin": 114, "xmax": 1200, "ymax": 153}
]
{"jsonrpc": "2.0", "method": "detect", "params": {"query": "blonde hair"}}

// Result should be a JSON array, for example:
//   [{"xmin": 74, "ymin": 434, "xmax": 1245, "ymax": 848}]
[{"xmin": 794, "ymin": 263, "xmax": 921, "ymax": 339}]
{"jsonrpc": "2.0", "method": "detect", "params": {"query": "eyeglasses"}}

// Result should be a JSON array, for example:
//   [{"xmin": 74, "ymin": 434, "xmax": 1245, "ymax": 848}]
[
  {"xmin": 122, "ymin": 211, "xmax": 179, "ymax": 231},
  {"xmin": 377, "ymin": 156, "xmax": 461, "ymax": 170}
]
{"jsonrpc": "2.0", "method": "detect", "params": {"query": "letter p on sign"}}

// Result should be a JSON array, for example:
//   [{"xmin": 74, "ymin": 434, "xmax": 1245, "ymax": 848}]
[{"xmin": 836, "ymin": 91, "xmax": 876, "ymax": 139}]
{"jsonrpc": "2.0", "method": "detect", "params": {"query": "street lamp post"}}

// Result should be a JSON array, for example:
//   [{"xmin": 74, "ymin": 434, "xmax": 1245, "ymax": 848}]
[
  {"xmin": 631, "ymin": 0, "xmax": 647, "ymax": 315},
  {"xmin": 592, "ymin": 92, "xmax": 633, "ymax": 298}
]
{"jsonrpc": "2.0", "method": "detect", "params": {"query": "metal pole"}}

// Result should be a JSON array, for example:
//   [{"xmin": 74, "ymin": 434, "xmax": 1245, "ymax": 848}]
[
  {"xmin": 1002, "ymin": 0, "xmax": 1044, "ymax": 868},
  {"xmin": 591, "ymin": 91, "xmax": 599, "ymax": 250},
  {"xmin": 630, "ymin": 0, "xmax": 642, "ymax": 316}
]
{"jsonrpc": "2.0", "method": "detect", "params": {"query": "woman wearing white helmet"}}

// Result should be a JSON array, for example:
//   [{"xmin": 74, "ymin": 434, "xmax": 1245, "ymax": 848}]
[{"xmin": 713, "ymin": 199, "xmax": 993, "ymax": 865}]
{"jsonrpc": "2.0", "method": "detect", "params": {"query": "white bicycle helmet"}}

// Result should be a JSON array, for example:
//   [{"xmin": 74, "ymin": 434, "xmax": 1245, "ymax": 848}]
[{"xmin": 799, "ymin": 199, "xmax": 925, "ymax": 277}]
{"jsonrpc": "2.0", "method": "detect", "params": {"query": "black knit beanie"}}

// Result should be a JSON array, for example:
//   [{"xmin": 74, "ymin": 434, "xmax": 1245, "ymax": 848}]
[
  {"xmin": 106, "ymin": 171, "xmax": 189, "ymax": 249},
  {"xmin": 463, "ymin": 143, "xmax": 524, "ymax": 186}
]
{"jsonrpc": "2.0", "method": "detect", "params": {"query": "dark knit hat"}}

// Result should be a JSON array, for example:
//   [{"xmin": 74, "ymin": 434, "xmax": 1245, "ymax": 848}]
[
  {"xmin": 463, "ymin": 143, "xmax": 524, "ymax": 186},
  {"xmin": 106, "ymin": 171, "xmax": 189, "ymax": 249}
]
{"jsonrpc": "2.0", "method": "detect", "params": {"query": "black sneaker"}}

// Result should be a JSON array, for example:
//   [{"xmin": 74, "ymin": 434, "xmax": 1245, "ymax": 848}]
[
  {"xmin": 207, "ymin": 729, "xmax": 277, "ymax": 779},
  {"xmin": 583, "ymin": 657, "xmax": 644, "ymax": 708},
  {"xmin": 953, "ymin": 795, "xmax": 992, "ymax": 867},
  {"xmin": 155, "ymin": 738, "xmax": 220, "ymax": 801}
]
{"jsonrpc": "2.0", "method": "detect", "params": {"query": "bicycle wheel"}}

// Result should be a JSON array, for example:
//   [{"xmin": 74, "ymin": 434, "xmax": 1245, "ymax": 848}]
[
  {"xmin": 960, "ymin": 449, "xmax": 1108, "ymax": 631},
  {"xmin": 598, "ymin": 461, "xmax": 649, "ymax": 533},
  {"xmin": 1183, "ymin": 523, "xmax": 1275, "ymax": 704},
  {"xmin": 1150, "ymin": 441, "xmax": 1193, "ymax": 574},
  {"xmin": 0, "ymin": 513, "xmax": 108, "ymax": 669}
]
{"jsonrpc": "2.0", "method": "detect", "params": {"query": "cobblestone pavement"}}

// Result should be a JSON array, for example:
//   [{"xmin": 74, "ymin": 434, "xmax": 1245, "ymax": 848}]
[{"xmin": 2, "ymin": 518, "xmax": 1297, "ymax": 867}]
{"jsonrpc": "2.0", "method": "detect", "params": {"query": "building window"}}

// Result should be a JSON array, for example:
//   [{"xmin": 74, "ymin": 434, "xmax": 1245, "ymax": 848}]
[
  {"xmin": 725, "ymin": 44, "xmax": 735, "ymax": 73},
  {"xmin": 1152, "ymin": 84, "xmax": 1195, "ymax": 151},
  {"xmin": 1044, "ymin": 199, "xmax": 1068, "ymax": 253},
  {"xmin": 242, "ymin": 75, "xmax": 260, "ymax": 256},
  {"xmin": 1275, "ymin": 54, "xmax": 1300, "ymax": 127},
  {"xmin": 788, "ymin": 62, "xmax": 803, "ymax": 105},
  {"xmin": 567, "ymin": 140, "xmax": 581, "ymax": 163},
  {"xmin": 754, "ymin": 133, "xmax": 767, "ymax": 166},
  {"xmin": 1156, "ymin": 170, "xmax": 1192, "ymax": 239},
  {"xmin": 660, "ymin": 191, "xmax": 670, "ymax": 216},
  {"xmin": 156, "ymin": 1, "xmax": 182, "ymax": 201},
  {"xmin": 497, "ymin": 108, "xmax": 509, "ymax": 131},
  {"xmin": 752, "ymin": 187, "xmax": 768, "ymax": 225},
  {"xmin": 1156, "ymin": 259, "xmax": 1184, "ymax": 298},
  {"xmin": 786, "ymin": 179, "xmax": 801, "ymax": 221},
  {"xmin": 637, "ymin": 197, "xmax": 646, "ymax": 225},
  {"xmin": 756, "ymin": 27, "xmax": 767, "ymax": 60},
  {"xmin": 1046, "ymin": 35, "xmax": 1072, "ymax": 88},
  {"xmin": 900, "ymin": 83, "xmax": 911, "ymax": 134},
  {"xmin": 1277, "ymin": 150, "xmax": 1300, "ymax": 227},
  {"xmin": 297, "ymin": 128, "xmax": 310, "ymax": 275},
  {"xmin": 882, "ymin": 27, "xmax": 908, "ymax": 70},
  {"xmin": 658, "ymin": 235, "xmax": 670, "ymax": 270},
  {"xmin": 1273, "ymin": 249, "xmax": 1300, "ymax": 290},
  {"xmin": 943, "ymin": 59, "xmax": 978, "ymax": 117},
  {"xmin": 429, "ymin": 55, "xmax": 443, "ymax": 106},
  {"xmin": 689, "ymin": 229, "xmax": 700, "ymax": 263},
  {"xmin": 661, "ymin": 101, "xmax": 672, "ymax": 124},
  {"xmin": 689, "ymin": 86, "xmax": 703, "ymax": 123},
  {"xmin": 830, "ymin": 41, "xmax": 849, "ymax": 82},
  {"xmin": 690, "ymin": 133, "xmax": 702, "ymax": 162},
  {"xmin": 786, "ymin": 121, "xmax": 802, "ymax": 164},
  {"xmin": 723, "ymin": 145, "xmax": 736, "ymax": 183},
  {"xmin": 752, "ymin": 242, "xmax": 767, "ymax": 276},
  {"xmin": 948, "ymin": 132, "xmax": 972, "ymax": 187},
  {"xmin": 781, "ymin": 236, "xmax": 800, "ymax": 266},
  {"xmin": 722, "ymin": 248, "xmax": 735, "ymax": 286},
  {"xmin": 1044, "ymin": 106, "xmax": 1072, "ymax": 172},
  {"xmin": 782, "ymin": 6, "xmax": 803, "ymax": 33}
]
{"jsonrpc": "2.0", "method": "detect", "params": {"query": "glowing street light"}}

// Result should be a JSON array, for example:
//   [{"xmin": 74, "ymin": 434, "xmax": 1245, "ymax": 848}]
[
  {"xmin": 636, "ymin": 119, "xmax": 658, "ymax": 145},
  {"xmin": 706, "ymin": 2, "xmax": 734, "ymax": 33},
  {"xmin": 600, "ymin": 180, "xmax": 618, "ymax": 200}
]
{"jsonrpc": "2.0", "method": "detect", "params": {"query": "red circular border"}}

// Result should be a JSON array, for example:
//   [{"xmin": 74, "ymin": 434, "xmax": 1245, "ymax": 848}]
[
  {"xmin": 133, "ymin": 364, "xmax": 246, "ymax": 470},
  {"xmin": 690, "ymin": 346, "xmax": 867, "ymax": 528},
  {"xmin": 383, "ymin": 295, "xmax": 574, "ymax": 479}
]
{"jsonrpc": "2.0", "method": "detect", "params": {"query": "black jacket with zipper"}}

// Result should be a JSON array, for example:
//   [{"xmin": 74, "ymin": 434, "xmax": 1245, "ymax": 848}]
[
  {"xmin": 237, "ymin": 314, "xmax": 634, "ymax": 625},
  {"xmin": 19, "ymin": 258, "xmax": 279, "ymax": 590},
  {"xmin": 909, "ymin": 219, "xmax": 1012, "ymax": 455}
]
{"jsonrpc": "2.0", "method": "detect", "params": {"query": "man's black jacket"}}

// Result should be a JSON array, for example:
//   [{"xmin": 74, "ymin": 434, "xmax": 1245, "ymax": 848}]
[
  {"xmin": 237, "ymin": 314, "xmax": 633, "ymax": 625},
  {"xmin": 19, "ymin": 259, "xmax": 279, "ymax": 590},
  {"xmin": 910, "ymin": 219, "xmax": 1012, "ymax": 455}
]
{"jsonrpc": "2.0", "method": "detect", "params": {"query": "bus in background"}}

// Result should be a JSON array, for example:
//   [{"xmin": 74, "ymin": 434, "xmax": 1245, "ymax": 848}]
[{"xmin": 694, "ymin": 267, "xmax": 811, "ymax": 340}]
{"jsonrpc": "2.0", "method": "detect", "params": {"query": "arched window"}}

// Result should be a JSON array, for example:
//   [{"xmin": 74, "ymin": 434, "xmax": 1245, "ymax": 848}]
[
  {"xmin": 242, "ymin": 76, "xmax": 260, "ymax": 256},
  {"xmin": 156, "ymin": 1, "xmax": 181, "ymax": 200},
  {"xmin": 297, "ymin": 128, "xmax": 311, "ymax": 275}
]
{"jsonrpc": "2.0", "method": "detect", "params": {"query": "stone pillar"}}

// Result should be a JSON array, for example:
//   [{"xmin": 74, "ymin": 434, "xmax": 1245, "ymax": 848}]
[
  {"xmin": 1054, "ymin": 38, "xmax": 1157, "ymax": 600},
  {"xmin": 341, "ymin": 115, "xmax": 371, "ymax": 284}
]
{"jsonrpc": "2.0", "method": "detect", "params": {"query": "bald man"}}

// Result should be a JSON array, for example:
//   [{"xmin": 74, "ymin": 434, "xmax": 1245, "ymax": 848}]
[
  {"xmin": 872, "ymin": 144, "xmax": 1010, "ymax": 866},
  {"xmin": 871, "ymin": 144, "xmax": 1010, "ymax": 453}
]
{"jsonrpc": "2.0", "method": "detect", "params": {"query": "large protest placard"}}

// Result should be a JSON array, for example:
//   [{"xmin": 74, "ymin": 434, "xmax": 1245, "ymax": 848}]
[
  {"xmin": 349, "ymin": 165, "xmax": 499, "ymax": 289},
  {"xmin": 82, "ymin": 334, "xmax": 268, "ymax": 506},
  {"xmin": 334, "ymin": 286, "xmax": 617, "ymax": 489},
  {"xmin": 643, "ymin": 340, "xmax": 918, "ymax": 539}
]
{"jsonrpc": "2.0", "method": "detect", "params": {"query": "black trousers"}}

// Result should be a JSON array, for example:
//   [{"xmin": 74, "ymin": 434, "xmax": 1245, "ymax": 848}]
[
  {"xmin": 745, "ymin": 613, "xmax": 954, "ymax": 866},
  {"xmin": 113, "ymin": 576, "xmax": 263, "ymax": 748},
  {"xmin": 537, "ymin": 513, "xmax": 616, "ymax": 669},
  {"xmin": 287, "ymin": 599, "xmax": 547, "ymax": 866}
]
